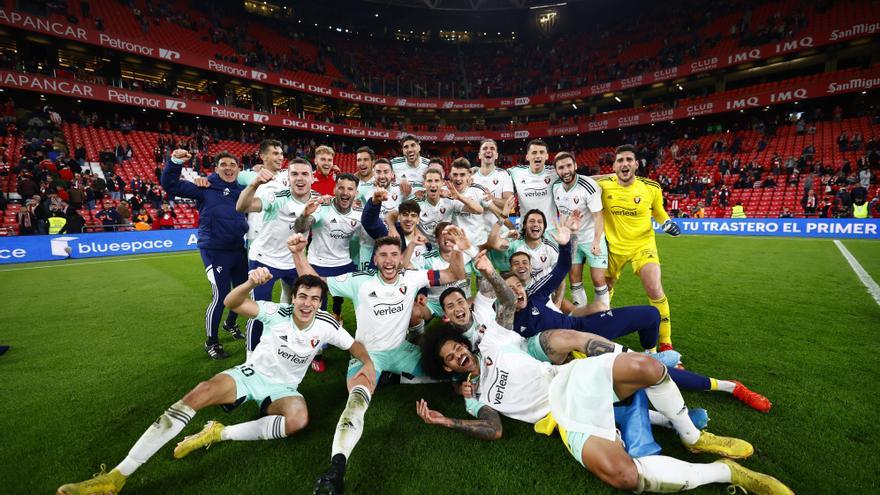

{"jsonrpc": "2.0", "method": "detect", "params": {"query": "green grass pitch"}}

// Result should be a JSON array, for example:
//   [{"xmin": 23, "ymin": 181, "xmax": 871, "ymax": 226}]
[{"xmin": 1, "ymin": 236, "xmax": 878, "ymax": 494}]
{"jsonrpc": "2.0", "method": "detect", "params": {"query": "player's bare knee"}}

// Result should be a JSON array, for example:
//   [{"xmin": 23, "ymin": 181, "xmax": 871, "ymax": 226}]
[
  {"xmin": 284, "ymin": 411, "xmax": 309, "ymax": 434},
  {"xmin": 594, "ymin": 456, "xmax": 639, "ymax": 490},
  {"xmin": 182, "ymin": 381, "xmax": 214, "ymax": 410}
]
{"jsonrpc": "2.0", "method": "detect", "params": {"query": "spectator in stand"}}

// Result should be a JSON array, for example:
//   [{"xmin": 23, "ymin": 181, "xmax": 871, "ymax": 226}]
[
  {"xmin": 134, "ymin": 209, "xmax": 153, "ymax": 231},
  {"xmin": 857, "ymin": 168, "xmax": 872, "ymax": 191},
  {"xmin": 311, "ymin": 145, "xmax": 338, "ymax": 196},
  {"xmin": 60, "ymin": 207, "xmax": 85, "ymax": 234},
  {"xmin": 851, "ymin": 133, "xmax": 863, "ymax": 151},
  {"xmin": 692, "ymin": 202, "xmax": 706, "ymax": 218},
  {"xmin": 802, "ymin": 189, "xmax": 817, "ymax": 216},
  {"xmin": 838, "ymin": 132, "xmax": 849, "ymax": 152},
  {"xmin": 17, "ymin": 198, "xmax": 38, "ymax": 235},
  {"xmin": 718, "ymin": 185, "xmax": 730, "ymax": 207},
  {"xmin": 779, "ymin": 207, "xmax": 793, "ymax": 218},
  {"xmin": 17, "ymin": 173, "xmax": 38, "ymax": 199},
  {"xmin": 116, "ymin": 200, "xmax": 132, "ymax": 231},
  {"xmin": 96, "ymin": 200, "xmax": 121, "ymax": 232},
  {"xmin": 147, "ymin": 183, "xmax": 164, "ymax": 210},
  {"xmin": 154, "ymin": 202, "xmax": 176, "ymax": 230}
]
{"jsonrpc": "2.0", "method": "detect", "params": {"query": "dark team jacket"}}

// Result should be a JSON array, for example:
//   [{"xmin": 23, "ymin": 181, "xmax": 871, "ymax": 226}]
[
  {"xmin": 512, "ymin": 238, "xmax": 575, "ymax": 338},
  {"xmin": 160, "ymin": 158, "xmax": 248, "ymax": 250}
]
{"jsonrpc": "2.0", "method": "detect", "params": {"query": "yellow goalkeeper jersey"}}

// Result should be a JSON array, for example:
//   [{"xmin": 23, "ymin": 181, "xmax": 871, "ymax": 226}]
[{"xmin": 597, "ymin": 175, "xmax": 670, "ymax": 253}]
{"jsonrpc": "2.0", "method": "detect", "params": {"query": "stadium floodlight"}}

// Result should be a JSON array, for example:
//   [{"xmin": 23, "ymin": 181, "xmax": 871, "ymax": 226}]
[
  {"xmin": 614, "ymin": 96, "xmax": 622, "ymax": 102},
  {"xmin": 530, "ymin": 2, "xmax": 566, "ymax": 9}
]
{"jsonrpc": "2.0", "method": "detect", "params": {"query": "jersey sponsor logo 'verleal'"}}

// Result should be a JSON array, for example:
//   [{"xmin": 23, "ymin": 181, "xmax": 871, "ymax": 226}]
[
  {"xmin": 329, "ymin": 229, "xmax": 351, "ymax": 239},
  {"xmin": 523, "ymin": 188, "xmax": 548, "ymax": 198},
  {"xmin": 610, "ymin": 206, "xmax": 639, "ymax": 216},
  {"xmin": 634, "ymin": 197, "xmax": 641, "ymax": 204},
  {"xmin": 373, "ymin": 301, "xmax": 405, "ymax": 316},
  {"xmin": 491, "ymin": 369, "xmax": 509, "ymax": 405},
  {"xmin": 277, "ymin": 348, "xmax": 311, "ymax": 364}
]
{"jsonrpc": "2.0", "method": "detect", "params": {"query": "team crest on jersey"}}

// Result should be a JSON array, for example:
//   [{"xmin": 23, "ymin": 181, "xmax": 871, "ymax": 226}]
[
  {"xmin": 493, "ymin": 179, "xmax": 499, "ymax": 185},
  {"xmin": 484, "ymin": 357, "xmax": 493, "ymax": 367},
  {"xmin": 574, "ymin": 197, "xmax": 580, "ymax": 204},
  {"xmin": 544, "ymin": 177, "xmax": 551, "ymax": 184},
  {"xmin": 310, "ymin": 338, "xmax": 321, "ymax": 348},
  {"xmin": 540, "ymin": 255, "xmax": 547, "ymax": 263},
  {"xmin": 399, "ymin": 286, "xmax": 408, "ymax": 295},
  {"xmin": 439, "ymin": 207, "xmax": 446, "ymax": 214},
  {"xmin": 223, "ymin": 188, "xmax": 230, "ymax": 196},
  {"xmin": 350, "ymin": 220, "xmax": 356, "ymax": 227},
  {"xmin": 478, "ymin": 324, "xmax": 487, "ymax": 334},
  {"xmin": 634, "ymin": 197, "xmax": 641, "ymax": 204},
  {"xmin": 392, "ymin": 194, "xmax": 398, "ymax": 200}
]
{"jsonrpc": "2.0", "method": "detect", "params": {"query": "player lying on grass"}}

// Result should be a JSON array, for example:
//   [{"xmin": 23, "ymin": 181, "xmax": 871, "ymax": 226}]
[
  {"xmin": 417, "ymin": 323, "xmax": 794, "ymax": 494},
  {"xmin": 503, "ymin": 240, "xmax": 771, "ymax": 412},
  {"xmin": 285, "ymin": 231, "xmax": 469, "ymax": 495},
  {"xmin": 57, "ymin": 271, "xmax": 374, "ymax": 495}
]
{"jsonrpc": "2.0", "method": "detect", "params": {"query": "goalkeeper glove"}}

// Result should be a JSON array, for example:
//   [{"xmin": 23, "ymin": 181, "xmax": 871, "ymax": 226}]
[{"xmin": 661, "ymin": 219, "xmax": 680, "ymax": 237}]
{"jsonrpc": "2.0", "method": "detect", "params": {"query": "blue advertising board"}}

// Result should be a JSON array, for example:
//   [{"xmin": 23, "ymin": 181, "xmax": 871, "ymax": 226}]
[
  {"xmin": 0, "ymin": 229, "xmax": 200, "ymax": 264},
  {"xmin": 655, "ymin": 218, "xmax": 880, "ymax": 239}
]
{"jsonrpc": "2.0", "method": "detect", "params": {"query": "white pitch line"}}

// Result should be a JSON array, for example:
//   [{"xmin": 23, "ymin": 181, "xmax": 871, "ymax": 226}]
[
  {"xmin": 833, "ymin": 240, "xmax": 880, "ymax": 307},
  {"xmin": 0, "ymin": 252, "xmax": 199, "ymax": 272}
]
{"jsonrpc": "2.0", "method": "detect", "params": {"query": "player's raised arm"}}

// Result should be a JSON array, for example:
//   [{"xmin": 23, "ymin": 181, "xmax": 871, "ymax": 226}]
[
  {"xmin": 293, "ymin": 198, "xmax": 321, "ymax": 233},
  {"xmin": 236, "ymin": 168, "xmax": 274, "ymax": 213},
  {"xmin": 474, "ymin": 250, "xmax": 516, "ymax": 330},
  {"xmin": 223, "ymin": 267, "xmax": 273, "ymax": 318},
  {"xmin": 287, "ymin": 233, "xmax": 319, "ymax": 277},
  {"xmin": 415, "ymin": 400, "xmax": 503, "ymax": 441},
  {"xmin": 435, "ymin": 226, "xmax": 473, "ymax": 285},
  {"xmin": 160, "ymin": 149, "xmax": 205, "ymax": 201},
  {"xmin": 446, "ymin": 180, "xmax": 483, "ymax": 214}
]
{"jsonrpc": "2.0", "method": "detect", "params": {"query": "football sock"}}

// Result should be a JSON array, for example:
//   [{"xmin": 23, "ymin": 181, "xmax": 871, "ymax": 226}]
[
  {"xmin": 331, "ymin": 385, "xmax": 371, "ymax": 460},
  {"xmin": 594, "ymin": 284, "xmax": 610, "ymax": 306},
  {"xmin": 221, "ymin": 415, "xmax": 287, "ymax": 441},
  {"xmin": 648, "ymin": 296, "xmax": 672, "ymax": 345},
  {"xmin": 645, "ymin": 368, "xmax": 700, "ymax": 445},
  {"xmin": 593, "ymin": 285, "xmax": 611, "ymax": 306},
  {"xmin": 570, "ymin": 283, "xmax": 587, "ymax": 306},
  {"xmin": 710, "ymin": 379, "xmax": 736, "ymax": 393},
  {"xmin": 116, "ymin": 400, "xmax": 194, "ymax": 476},
  {"xmin": 633, "ymin": 456, "xmax": 731, "ymax": 492},
  {"xmin": 332, "ymin": 296, "xmax": 344, "ymax": 315},
  {"xmin": 668, "ymin": 368, "xmax": 711, "ymax": 391}
]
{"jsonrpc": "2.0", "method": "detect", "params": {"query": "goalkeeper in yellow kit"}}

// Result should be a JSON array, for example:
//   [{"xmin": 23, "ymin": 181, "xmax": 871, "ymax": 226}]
[{"xmin": 598, "ymin": 144, "xmax": 681, "ymax": 351}]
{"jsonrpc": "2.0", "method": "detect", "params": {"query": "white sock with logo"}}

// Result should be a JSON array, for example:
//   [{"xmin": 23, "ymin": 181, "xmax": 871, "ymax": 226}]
[
  {"xmin": 221, "ymin": 415, "xmax": 287, "ymax": 441},
  {"xmin": 633, "ymin": 456, "xmax": 731, "ymax": 492},
  {"xmin": 115, "ymin": 400, "xmax": 194, "ymax": 476},
  {"xmin": 570, "ymin": 283, "xmax": 587, "ymax": 306},
  {"xmin": 330, "ymin": 385, "xmax": 371, "ymax": 459}
]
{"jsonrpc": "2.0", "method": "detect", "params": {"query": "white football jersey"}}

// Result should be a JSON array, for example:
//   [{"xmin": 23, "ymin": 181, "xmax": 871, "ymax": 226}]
[
  {"xmin": 416, "ymin": 197, "xmax": 463, "ymax": 245},
  {"xmin": 472, "ymin": 167, "xmax": 513, "ymax": 233},
  {"xmin": 552, "ymin": 175, "xmax": 603, "ymax": 242},
  {"xmin": 452, "ymin": 184, "xmax": 491, "ymax": 246},
  {"xmin": 307, "ymin": 202, "xmax": 363, "ymax": 268},
  {"xmin": 506, "ymin": 237, "xmax": 559, "ymax": 283},
  {"xmin": 238, "ymin": 170, "xmax": 289, "ymax": 244},
  {"xmin": 328, "ymin": 269, "xmax": 431, "ymax": 351},
  {"xmin": 509, "ymin": 164, "xmax": 557, "ymax": 218},
  {"xmin": 250, "ymin": 189, "xmax": 317, "ymax": 269},
  {"xmin": 391, "ymin": 156, "xmax": 430, "ymax": 191},
  {"xmin": 411, "ymin": 249, "xmax": 475, "ymax": 307},
  {"xmin": 356, "ymin": 180, "xmax": 406, "ymax": 215},
  {"xmin": 464, "ymin": 324, "xmax": 557, "ymax": 424},
  {"xmin": 248, "ymin": 301, "xmax": 354, "ymax": 385}
]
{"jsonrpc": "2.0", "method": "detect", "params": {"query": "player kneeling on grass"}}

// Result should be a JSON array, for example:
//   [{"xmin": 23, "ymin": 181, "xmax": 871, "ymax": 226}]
[
  {"xmin": 57, "ymin": 270, "xmax": 374, "ymax": 495},
  {"xmin": 417, "ymin": 324, "xmax": 794, "ymax": 495}
]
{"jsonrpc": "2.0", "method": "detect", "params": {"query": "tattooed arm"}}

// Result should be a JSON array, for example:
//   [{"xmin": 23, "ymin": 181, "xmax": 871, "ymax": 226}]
[
  {"xmin": 293, "ymin": 198, "xmax": 320, "ymax": 234},
  {"xmin": 473, "ymin": 250, "xmax": 516, "ymax": 330},
  {"xmin": 416, "ymin": 400, "xmax": 503, "ymax": 440}
]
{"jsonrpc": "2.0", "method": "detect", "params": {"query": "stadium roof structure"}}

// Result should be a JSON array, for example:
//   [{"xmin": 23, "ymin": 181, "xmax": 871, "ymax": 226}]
[{"xmin": 364, "ymin": 0, "xmax": 582, "ymax": 10}]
